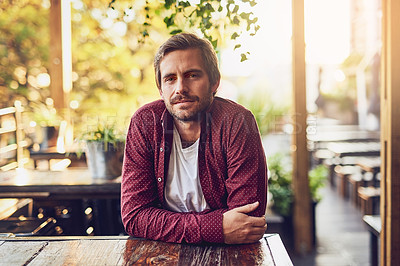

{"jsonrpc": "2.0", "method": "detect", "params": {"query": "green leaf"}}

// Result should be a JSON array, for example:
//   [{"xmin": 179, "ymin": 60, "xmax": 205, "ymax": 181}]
[
  {"xmin": 240, "ymin": 12, "xmax": 251, "ymax": 20},
  {"xmin": 232, "ymin": 16, "xmax": 240, "ymax": 25},
  {"xmin": 231, "ymin": 32, "xmax": 239, "ymax": 40},
  {"xmin": 204, "ymin": 3, "xmax": 214, "ymax": 12},
  {"xmin": 232, "ymin": 5, "xmax": 239, "ymax": 13},
  {"xmin": 218, "ymin": 5, "xmax": 223, "ymax": 12},
  {"xmin": 211, "ymin": 39, "xmax": 217, "ymax": 48},
  {"xmin": 178, "ymin": 1, "xmax": 191, "ymax": 8},
  {"xmin": 234, "ymin": 44, "xmax": 241, "ymax": 50},
  {"xmin": 240, "ymin": 53, "xmax": 248, "ymax": 62},
  {"xmin": 164, "ymin": 13, "xmax": 176, "ymax": 28},
  {"xmin": 108, "ymin": 0, "xmax": 116, "ymax": 8},
  {"xmin": 165, "ymin": 0, "xmax": 175, "ymax": 9},
  {"xmin": 202, "ymin": 16, "xmax": 212, "ymax": 29},
  {"xmin": 170, "ymin": 29, "xmax": 183, "ymax": 35}
]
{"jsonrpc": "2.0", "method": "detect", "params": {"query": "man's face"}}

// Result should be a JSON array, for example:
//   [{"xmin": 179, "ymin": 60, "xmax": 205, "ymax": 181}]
[{"xmin": 159, "ymin": 48, "xmax": 219, "ymax": 122}]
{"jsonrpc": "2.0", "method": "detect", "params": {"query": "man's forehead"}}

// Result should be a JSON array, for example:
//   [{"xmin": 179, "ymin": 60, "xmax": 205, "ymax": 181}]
[{"xmin": 160, "ymin": 48, "xmax": 205, "ymax": 72}]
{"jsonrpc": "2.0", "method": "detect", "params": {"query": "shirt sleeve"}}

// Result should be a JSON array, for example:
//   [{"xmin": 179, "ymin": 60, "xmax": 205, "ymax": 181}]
[
  {"xmin": 120, "ymin": 115, "xmax": 226, "ymax": 244},
  {"xmin": 225, "ymin": 110, "xmax": 268, "ymax": 217}
]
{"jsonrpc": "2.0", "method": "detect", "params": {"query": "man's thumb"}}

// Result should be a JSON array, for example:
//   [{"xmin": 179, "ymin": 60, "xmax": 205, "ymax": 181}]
[{"xmin": 236, "ymin": 201, "xmax": 259, "ymax": 214}]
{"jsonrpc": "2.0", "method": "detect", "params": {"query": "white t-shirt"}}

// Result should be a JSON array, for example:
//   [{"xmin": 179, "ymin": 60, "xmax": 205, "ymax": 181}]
[{"xmin": 164, "ymin": 125, "xmax": 210, "ymax": 212}]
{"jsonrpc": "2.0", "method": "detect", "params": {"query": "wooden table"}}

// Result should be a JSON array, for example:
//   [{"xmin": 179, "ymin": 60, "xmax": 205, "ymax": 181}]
[
  {"xmin": 0, "ymin": 234, "xmax": 292, "ymax": 265},
  {"xmin": 0, "ymin": 168, "xmax": 120, "ymax": 199},
  {"xmin": 29, "ymin": 147, "xmax": 86, "ymax": 169},
  {"xmin": 326, "ymin": 141, "xmax": 381, "ymax": 158},
  {"xmin": 357, "ymin": 156, "xmax": 381, "ymax": 187},
  {"xmin": 363, "ymin": 215, "xmax": 381, "ymax": 266},
  {"xmin": 0, "ymin": 169, "xmax": 122, "ymax": 235},
  {"xmin": 307, "ymin": 128, "xmax": 379, "ymax": 150},
  {"xmin": 308, "ymin": 129, "xmax": 379, "ymax": 143}
]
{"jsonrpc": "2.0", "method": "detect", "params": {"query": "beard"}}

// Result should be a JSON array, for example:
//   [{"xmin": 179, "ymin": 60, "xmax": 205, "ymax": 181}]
[{"xmin": 165, "ymin": 87, "xmax": 214, "ymax": 122}]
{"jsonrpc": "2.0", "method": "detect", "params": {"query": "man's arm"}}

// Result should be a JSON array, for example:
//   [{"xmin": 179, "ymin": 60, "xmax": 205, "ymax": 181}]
[{"xmin": 221, "ymin": 109, "xmax": 268, "ymax": 244}]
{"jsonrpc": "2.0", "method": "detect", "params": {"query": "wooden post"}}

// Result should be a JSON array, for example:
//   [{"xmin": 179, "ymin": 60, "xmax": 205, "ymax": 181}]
[
  {"xmin": 292, "ymin": 0, "xmax": 313, "ymax": 254},
  {"xmin": 380, "ymin": 0, "xmax": 400, "ymax": 265},
  {"xmin": 49, "ymin": 0, "xmax": 72, "ymax": 110}
]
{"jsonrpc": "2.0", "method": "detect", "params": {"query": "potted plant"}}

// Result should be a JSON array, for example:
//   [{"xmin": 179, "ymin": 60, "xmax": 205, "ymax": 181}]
[
  {"xmin": 267, "ymin": 152, "xmax": 328, "ymax": 248},
  {"xmin": 29, "ymin": 101, "xmax": 62, "ymax": 150},
  {"xmin": 80, "ymin": 124, "xmax": 125, "ymax": 179}
]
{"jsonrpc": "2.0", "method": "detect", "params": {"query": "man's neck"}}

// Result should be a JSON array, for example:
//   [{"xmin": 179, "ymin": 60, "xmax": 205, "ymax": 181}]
[{"xmin": 174, "ymin": 119, "xmax": 201, "ymax": 148}]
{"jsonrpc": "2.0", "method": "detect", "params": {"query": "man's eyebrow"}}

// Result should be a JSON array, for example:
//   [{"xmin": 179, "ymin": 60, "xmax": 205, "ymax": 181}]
[
  {"xmin": 162, "ymin": 73, "xmax": 176, "ymax": 80},
  {"xmin": 184, "ymin": 69, "xmax": 204, "ymax": 75}
]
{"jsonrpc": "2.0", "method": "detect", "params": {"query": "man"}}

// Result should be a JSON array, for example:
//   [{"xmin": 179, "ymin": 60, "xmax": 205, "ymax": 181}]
[{"xmin": 121, "ymin": 33, "xmax": 267, "ymax": 244}]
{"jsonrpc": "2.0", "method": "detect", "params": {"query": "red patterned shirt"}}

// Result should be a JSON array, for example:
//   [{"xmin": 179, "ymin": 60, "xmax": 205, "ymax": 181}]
[{"xmin": 121, "ymin": 97, "xmax": 267, "ymax": 243}]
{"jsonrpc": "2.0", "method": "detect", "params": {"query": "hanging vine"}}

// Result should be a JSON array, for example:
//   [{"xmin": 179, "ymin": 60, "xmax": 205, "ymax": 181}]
[{"xmin": 108, "ymin": 0, "xmax": 260, "ymax": 61}]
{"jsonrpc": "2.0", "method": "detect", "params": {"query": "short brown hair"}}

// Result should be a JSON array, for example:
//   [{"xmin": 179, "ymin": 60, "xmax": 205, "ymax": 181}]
[{"xmin": 154, "ymin": 33, "xmax": 220, "ymax": 90}]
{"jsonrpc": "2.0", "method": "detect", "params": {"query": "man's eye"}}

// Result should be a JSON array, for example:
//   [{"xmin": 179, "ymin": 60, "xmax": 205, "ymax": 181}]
[
  {"xmin": 165, "ymin": 77, "xmax": 175, "ymax": 82},
  {"xmin": 188, "ymin": 73, "xmax": 198, "ymax": 78}
]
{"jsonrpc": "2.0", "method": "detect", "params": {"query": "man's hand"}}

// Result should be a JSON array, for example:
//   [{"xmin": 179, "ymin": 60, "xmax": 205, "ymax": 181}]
[{"xmin": 223, "ymin": 201, "xmax": 267, "ymax": 244}]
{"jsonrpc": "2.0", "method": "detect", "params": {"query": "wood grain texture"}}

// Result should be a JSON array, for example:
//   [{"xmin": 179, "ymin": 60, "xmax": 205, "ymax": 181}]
[
  {"xmin": 291, "ymin": 0, "xmax": 313, "ymax": 254},
  {"xmin": 0, "ymin": 234, "xmax": 291, "ymax": 265},
  {"xmin": 0, "ymin": 240, "xmax": 48, "ymax": 265},
  {"xmin": 49, "ymin": 0, "xmax": 64, "ymax": 109},
  {"xmin": 30, "ymin": 239, "xmax": 126, "ymax": 266},
  {"xmin": 381, "ymin": 0, "xmax": 400, "ymax": 265}
]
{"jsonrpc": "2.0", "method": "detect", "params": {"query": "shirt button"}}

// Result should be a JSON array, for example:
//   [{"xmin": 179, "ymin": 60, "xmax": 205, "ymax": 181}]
[
  {"xmin": 160, "ymin": 147, "xmax": 163, "ymax": 152},
  {"xmin": 157, "ymin": 178, "xmax": 162, "ymax": 182}
]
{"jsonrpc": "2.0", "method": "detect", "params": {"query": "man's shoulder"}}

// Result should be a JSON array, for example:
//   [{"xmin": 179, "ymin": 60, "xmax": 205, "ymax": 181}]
[
  {"xmin": 211, "ymin": 97, "xmax": 251, "ymax": 117},
  {"xmin": 133, "ymin": 99, "xmax": 166, "ymax": 118}
]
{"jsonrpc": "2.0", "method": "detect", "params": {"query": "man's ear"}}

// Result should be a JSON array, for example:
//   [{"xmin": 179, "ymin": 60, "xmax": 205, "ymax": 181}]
[
  {"xmin": 211, "ymin": 79, "xmax": 220, "ymax": 94},
  {"xmin": 158, "ymin": 87, "xmax": 163, "ymax": 99}
]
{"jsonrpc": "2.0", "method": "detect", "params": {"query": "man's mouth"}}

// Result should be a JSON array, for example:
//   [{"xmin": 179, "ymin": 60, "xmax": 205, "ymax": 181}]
[
  {"xmin": 175, "ymin": 99, "xmax": 194, "ymax": 104},
  {"xmin": 171, "ymin": 96, "xmax": 198, "ymax": 105}
]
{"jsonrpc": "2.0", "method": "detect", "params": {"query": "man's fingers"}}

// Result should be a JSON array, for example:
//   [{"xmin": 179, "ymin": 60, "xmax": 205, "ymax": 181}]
[
  {"xmin": 247, "ymin": 215, "xmax": 267, "ymax": 227},
  {"xmin": 234, "ymin": 201, "xmax": 259, "ymax": 214}
]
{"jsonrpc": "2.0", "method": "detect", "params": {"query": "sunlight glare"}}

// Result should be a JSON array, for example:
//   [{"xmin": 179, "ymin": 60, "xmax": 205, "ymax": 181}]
[{"xmin": 305, "ymin": 0, "xmax": 351, "ymax": 64}]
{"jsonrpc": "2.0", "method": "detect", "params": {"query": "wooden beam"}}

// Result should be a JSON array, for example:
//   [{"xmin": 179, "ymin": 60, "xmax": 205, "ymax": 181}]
[
  {"xmin": 49, "ymin": 0, "xmax": 64, "ymax": 109},
  {"xmin": 381, "ymin": 0, "xmax": 400, "ymax": 265},
  {"xmin": 49, "ymin": 0, "xmax": 71, "ymax": 110},
  {"xmin": 291, "ymin": 0, "xmax": 312, "ymax": 254}
]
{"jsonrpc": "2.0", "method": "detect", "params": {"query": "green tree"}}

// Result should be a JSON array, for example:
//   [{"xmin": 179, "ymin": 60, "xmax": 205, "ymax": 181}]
[{"xmin": 0, "ymin": 0, "xmax": 50, "ymax": 108}]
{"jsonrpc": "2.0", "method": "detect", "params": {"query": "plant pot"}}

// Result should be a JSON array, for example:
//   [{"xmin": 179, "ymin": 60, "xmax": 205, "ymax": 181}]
[
  {"xmin": 85, "ymin": 141, "xmax": 124, "ymax": 179},
  {"xmin": 39, "ymin": 126, "xmax": 58, "ymax": 149}
]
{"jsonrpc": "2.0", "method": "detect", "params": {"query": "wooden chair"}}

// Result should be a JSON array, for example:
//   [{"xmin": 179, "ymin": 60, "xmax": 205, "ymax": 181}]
[
  {"xmin": 358, "ymin": 186, "xmax": 380, "ymax": 215},
  {"xmin": 0, "ymin": 101, "xmax": 28, "ymax": 170},
  {"xmin": 334, "ymin": 165, "xmax": 361, "ymax": 199}
]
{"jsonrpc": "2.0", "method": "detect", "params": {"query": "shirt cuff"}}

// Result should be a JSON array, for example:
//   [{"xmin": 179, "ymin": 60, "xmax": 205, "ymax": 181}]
[{"xmin": 200, "ymin": 209, "xmax": 226, "ymax": 243}]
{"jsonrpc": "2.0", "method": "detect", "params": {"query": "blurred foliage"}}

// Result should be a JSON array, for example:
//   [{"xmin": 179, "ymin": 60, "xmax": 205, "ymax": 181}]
[
  {"xmin": 238, "ymin": 91, "xmax": 289, "ymax": 135},
  {"xmin": 1, "ymin": 0, "xmax": 260, "ymax": 137},
  {"xmin": 308, "ymin": 164, "xmax": 329, "ymax": 202},
  {"xmin": 30, "ymin": 101, "xmax": 62, "ymax": 127},
  {"xmin": 0, "ymin": 0, "xmax": 50, "ymax": 108},
  {"xmin": 268, "ymin": 153, "xmax": 293, "ymax": 217},
  {"xmin": 268, "ymin": 153, "xmax": 328, "ymax": 217}
]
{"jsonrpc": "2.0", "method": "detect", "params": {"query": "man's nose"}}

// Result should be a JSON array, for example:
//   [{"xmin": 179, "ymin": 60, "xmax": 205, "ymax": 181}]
[{"xmin": 175, "ymin": 78, "xmax": 187, "ymax": 94}]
